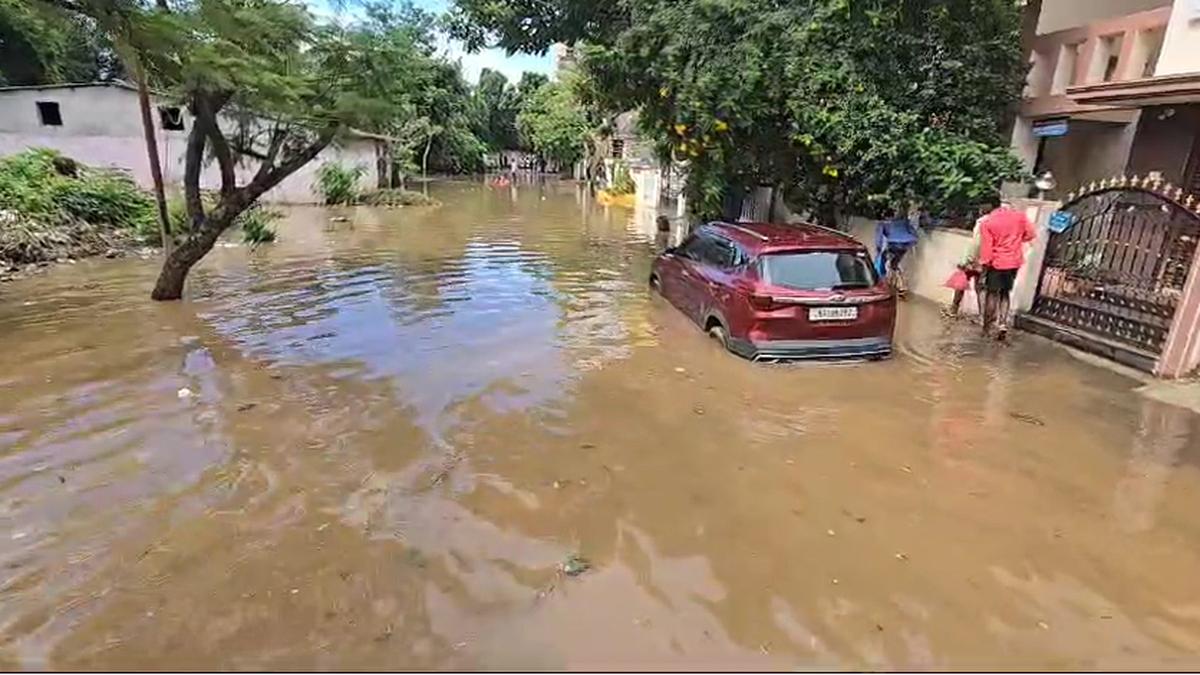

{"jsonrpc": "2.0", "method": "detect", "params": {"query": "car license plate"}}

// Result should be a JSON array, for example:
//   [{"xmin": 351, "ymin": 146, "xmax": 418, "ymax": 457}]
[{"xmin": 809, "ymin": 306, "xmax": 858, "ymax": 321}]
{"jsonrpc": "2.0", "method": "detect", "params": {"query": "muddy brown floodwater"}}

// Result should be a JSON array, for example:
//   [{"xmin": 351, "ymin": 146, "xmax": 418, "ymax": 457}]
[{"xmin": 3, "ymin": 180, "xmax": 1200, "ymax": 670}]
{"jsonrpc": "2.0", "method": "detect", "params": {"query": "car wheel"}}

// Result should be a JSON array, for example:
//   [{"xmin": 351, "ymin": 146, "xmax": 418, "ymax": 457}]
[{"xmin": 707, "ymin": 323, "xmax": 728, "ymax": 350}]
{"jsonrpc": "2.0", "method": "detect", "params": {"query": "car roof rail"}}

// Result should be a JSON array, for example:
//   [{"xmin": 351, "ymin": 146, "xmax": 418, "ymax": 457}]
[{"xmin": 714, "ymin": 221, "xmax": 769, "ymax": 241}]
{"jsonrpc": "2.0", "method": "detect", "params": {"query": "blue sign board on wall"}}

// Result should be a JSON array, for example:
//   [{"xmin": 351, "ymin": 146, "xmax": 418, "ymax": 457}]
[
  {"xmin": 1033, "ymin": 119, "xmax": 1070, "ymax": 138},
  {"xmin": 1048, "ymin": 210, "xmax": 1075, "ymax": 234}
]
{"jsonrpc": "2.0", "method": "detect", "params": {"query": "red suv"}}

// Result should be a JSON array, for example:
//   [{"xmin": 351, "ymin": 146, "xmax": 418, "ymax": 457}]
[{"xmin": 650, "ymin": 221, "xmax": 896, "ymax": 361}]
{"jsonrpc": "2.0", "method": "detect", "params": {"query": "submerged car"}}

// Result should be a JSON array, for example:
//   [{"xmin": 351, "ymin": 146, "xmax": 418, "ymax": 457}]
[{"xmin": 650, "ymin": 221, "xmax": 896, "ymax": 361}]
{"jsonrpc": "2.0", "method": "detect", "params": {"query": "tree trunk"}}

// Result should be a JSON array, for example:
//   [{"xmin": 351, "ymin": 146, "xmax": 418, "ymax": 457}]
[
  {"xmin": 131, "ymin": 56, "xmax": 172, "ymax": 254},
  {"xmin": 422, "ymin": 134, "xmax": 433, "ymax": 180},
  {"xmin": 150, "ymin": 213, "xmax": 231, "ymax": 300},
  {"xmin": 376, "ymin": 142, "xmax": 389, "ymax": 189}
]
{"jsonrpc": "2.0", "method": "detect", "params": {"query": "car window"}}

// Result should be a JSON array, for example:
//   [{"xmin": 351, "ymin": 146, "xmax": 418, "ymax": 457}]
[
  {"xmin": 691, "ymin": 235, "xmax": 739, "ymax": 269},
  {"xmin": 676, "ymin": 234, "xmax": 705, "ymax": 261},
  {"xmin": 759, "ymin": 250, "xmax": 877, "ymax": 290}
]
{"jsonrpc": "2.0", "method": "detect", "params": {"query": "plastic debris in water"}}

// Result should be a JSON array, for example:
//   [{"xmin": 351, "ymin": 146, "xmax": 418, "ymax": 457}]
[
  {"xmin": 561, "ymin": 554, "xmax": 591, "ymax": 577},
  {"xmin": 177, "ymin": 387, "xmax": 193, "ymax": 398}
]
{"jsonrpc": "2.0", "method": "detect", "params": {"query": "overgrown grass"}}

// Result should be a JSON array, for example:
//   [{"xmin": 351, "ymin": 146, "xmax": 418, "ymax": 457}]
[
  {"xmin": 359, "ymin": 188, "xmax": 440, "ymax": 207},
  {"xmin": 0, "ymin": 149, "xmax": 155, "ymax": 264},
  {"xmin": 315, "ymin": 162, "xmax": 366, "ymax": 205}
]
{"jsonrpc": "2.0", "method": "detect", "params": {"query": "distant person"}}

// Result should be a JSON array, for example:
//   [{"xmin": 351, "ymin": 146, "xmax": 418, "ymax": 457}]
[
  {"xmin": 874, "ymin": 209, "xmax": 919, "ymax": 297},
  {"xmin": 978, "ymin": 201, "xmax": 1036, "ymax": 340},
  {"xmin": 654, "ymin": 215, "xmax": 672, "ymax": 251}
]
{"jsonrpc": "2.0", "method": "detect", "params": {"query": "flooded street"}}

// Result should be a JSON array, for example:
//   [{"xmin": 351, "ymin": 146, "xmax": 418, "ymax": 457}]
[{"xmin": 5, "ymin": 180, "xmax": 1200, "ymax": 669}]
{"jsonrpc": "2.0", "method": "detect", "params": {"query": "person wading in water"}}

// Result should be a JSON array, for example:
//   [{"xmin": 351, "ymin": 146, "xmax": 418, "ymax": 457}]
[{"xmin": 978, "ymin": 200, "xmax": 1036, "ymax": 340}]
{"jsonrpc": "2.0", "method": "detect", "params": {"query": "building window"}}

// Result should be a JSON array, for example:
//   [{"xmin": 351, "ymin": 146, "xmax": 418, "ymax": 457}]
[
  {"xmin": 159, "ymin": 106, "xmax": 184, "ymax": 131},
  {"xmin": 611, "ymin": 139, "xmax": 625, "ymax": 159},
  {"xmin": 36, "ymin": 101, "xmax": 62, "ymax": 126}
]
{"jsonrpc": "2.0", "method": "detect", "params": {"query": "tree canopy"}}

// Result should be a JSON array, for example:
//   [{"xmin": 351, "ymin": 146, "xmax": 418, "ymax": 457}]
[
  {"xmin": 0, "ymin": 0, "xmax": 123, "ymax": 85},
  {"xmin": 516, "ymin": 77, "xmax": 589, "ymax": 169},
  {"xmin": 452, "ymin": 0, "xmax": 1027, "ymax": 220}
]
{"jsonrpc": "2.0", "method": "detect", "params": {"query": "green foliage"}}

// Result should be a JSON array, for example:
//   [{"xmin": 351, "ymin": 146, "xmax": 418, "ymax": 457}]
[
  {"xmin": 0, "ymin": 149, "xmax": 153, "ymax": 262},
  {"xmin": 315, "ymin": 162, "xmax": 367, "ymax": 206},
  {"xmin": 238, "ymin": 205, "xmax": 279, "ymax": 245},
  {"xmin": 453, "ymin": 0, "xmax": 1027, "ymax": 219},
  {"xmin": 472, "ymin": 68, "xmax": 521, "ymax": 151},
  {"xmin": 0, "ymin": 149, "xmax": 154, "ymax": 233},
  {"xmin": 517, "ymin": 79, "xmax": 589, "ymax": 170},
  {"xmin": 609, "ymin": 161, "xmax": 635, "ymax": 195},
  {"xmin": 360, "ymin": 188, "xmax": 440, "ymax": 207},
  {"xmin": 0, "ymin": 0, "xmax": 123, "ymax": 86}
]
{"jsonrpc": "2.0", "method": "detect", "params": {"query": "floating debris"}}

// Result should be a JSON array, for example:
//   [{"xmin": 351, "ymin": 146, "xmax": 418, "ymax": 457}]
[
  {"xmin": 177, "ymin": 387, "xmax": 193, "ymax": 398},
  {"xmin": 561, "ymin": 554, "xmax": 591, "ymax": 577},
  {"xmin": 1009, "ymin": 412, "xmax": 1046, "ymax": 426},
  {"xmin": 236, "ymin": 402, "xmax": 257, "ymax": 412}
]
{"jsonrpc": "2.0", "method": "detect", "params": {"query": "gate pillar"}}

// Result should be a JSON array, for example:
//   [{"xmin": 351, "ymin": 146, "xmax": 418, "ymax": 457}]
[
  {"xmin": 1008, "ymin": 198, "xmax": 1060, "ymax": 312},
  {"xmin": 1157, "ymin": 244, "xmax": 1200, "ymax": 378}
]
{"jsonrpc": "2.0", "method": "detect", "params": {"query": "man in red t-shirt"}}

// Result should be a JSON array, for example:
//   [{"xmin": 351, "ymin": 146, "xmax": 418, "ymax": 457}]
[{"xmin": 978, "ymin": 201, "xmax": 1036, "ymax": 340}]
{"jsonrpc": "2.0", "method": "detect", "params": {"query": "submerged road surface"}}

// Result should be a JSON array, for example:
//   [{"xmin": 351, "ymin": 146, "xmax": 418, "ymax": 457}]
[{"xmin": 2, "ymin": 181, "xmax": 1200, "ymax": 669}]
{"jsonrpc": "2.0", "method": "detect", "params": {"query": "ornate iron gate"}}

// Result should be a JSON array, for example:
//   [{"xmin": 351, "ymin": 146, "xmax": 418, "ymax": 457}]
[{"xmin": 1030, "ymin": 179, "xmax": 1200, "ymax": 358}]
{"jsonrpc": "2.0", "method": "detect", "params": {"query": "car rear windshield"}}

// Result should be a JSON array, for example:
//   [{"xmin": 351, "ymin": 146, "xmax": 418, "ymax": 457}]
[{"xmin": 759, "ymin": 251, "xmax": 877, "ymax": 290}]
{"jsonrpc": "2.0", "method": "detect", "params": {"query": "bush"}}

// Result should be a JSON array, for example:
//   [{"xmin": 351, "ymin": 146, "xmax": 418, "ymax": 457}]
[
  {"xmin": 609, "ymin": 161, "xmax": 635, "ymax": 195},
  {"xmin": 315, "ymin": 162, "xmax": 366, "ymax": 205},
  {"xmin": 238, "ymin": 205, "xmax": 279, "ymax": 245},
  {"xmin": 0, "ymin": 149, "xmax": 155, "ymax": 263},
  {"xmin": 359, "ymin": 188, "xmax": 440, "ymax": 207}
]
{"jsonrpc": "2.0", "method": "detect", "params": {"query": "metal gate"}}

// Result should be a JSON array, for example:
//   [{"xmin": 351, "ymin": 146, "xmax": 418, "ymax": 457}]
[{"xmin": 1030, "ymin": 180, "xmax": 1200, "ymax": 360}]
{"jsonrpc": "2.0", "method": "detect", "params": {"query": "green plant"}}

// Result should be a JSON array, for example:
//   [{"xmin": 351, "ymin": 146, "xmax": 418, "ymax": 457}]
[
  {"xmin": 315, "ymin": 162, "xmax": 367, "ymax": 205},
  {"xmin": 0, "ymin": 148, "xmax": 155, "ymax": 263},
  {"xmin": 359, "ymin": 188, "xmax": 440, "ymax": 207},
  {"xmin": 609, "ymin": 161, "xmax": 635, "ymax": 195},
  {"xmin": 238, "ymin": 205, "xmax": 279, "ymax": 245}
]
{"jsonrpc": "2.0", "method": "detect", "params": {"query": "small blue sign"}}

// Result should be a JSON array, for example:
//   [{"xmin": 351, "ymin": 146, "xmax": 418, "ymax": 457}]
[
  {"xmin": 1033, "ymin": 119, "xmax": 1069, "ymax": 137},
  {"xmin": 1048, "ymin": 210, "xmax": 1075, "ymax": 234}
]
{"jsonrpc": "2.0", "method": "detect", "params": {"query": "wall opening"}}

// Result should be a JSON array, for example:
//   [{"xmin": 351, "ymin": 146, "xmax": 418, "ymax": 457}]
[
  {"xmin": 158, "ymin": 106, "xmax": 184, "ymax": 131},
  {"xmin": 36, "ymin": 101, "xmax": 62, "ymax": 126}
]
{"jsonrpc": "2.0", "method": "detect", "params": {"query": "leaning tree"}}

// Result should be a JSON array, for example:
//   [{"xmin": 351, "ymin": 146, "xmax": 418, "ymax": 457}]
[{"xmin": 45, "ymin": 0, "xmax": 426, "ymax": 300}]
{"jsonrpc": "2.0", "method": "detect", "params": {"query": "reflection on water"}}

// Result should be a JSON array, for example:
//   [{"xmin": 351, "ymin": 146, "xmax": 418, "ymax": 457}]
[{"xmin": 3, "ymin": 180, "xmax": 1200, "ymax": 669}]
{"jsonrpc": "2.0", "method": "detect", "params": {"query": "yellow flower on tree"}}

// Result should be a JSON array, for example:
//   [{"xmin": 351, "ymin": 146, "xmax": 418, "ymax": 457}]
[
  {"xmin": 714, "ymin": 119, "xmax": 729, "ymax": 132},
  {"xmin": 674, "ymin": 123, "xmax": 688, "ymax": 135},
  {"xmin": 822, "ymin": 165, "xmax": 840, "ymax": 178}
]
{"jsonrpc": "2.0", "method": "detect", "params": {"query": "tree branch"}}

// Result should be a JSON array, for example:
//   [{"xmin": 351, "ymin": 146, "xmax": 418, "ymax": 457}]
[
  {"xmin": 247, "ymin": 125, "xmax": 338, "ymax": 201},
  {"xmin": 194, "ymin": 93, "xmax": 236, "ymax": 196},
  {"xmin": 251, "ymin": 125, "xmax": 288, "ymax": 185},
  {"xmin": 183, "ymin": 118, "xmax": 207, "ymax": 229}
]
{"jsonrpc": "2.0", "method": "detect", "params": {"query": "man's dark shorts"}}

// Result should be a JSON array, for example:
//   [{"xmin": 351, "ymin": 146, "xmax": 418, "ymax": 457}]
[{"xmin": 984, "ymin": 266, "xmax": 1018, "ymax": 294}]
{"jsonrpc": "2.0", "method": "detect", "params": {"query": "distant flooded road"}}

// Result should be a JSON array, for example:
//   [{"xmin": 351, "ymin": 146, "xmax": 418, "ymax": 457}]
[{"xmin": 4, "ymin": 180, "xmax": 1200, "ymax": 669}]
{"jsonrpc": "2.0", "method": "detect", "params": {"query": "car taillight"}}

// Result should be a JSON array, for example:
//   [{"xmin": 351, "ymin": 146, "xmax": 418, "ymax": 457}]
[{"xmin": 749, "ymin": 294, "xmax": 778, "ymax": 311}]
